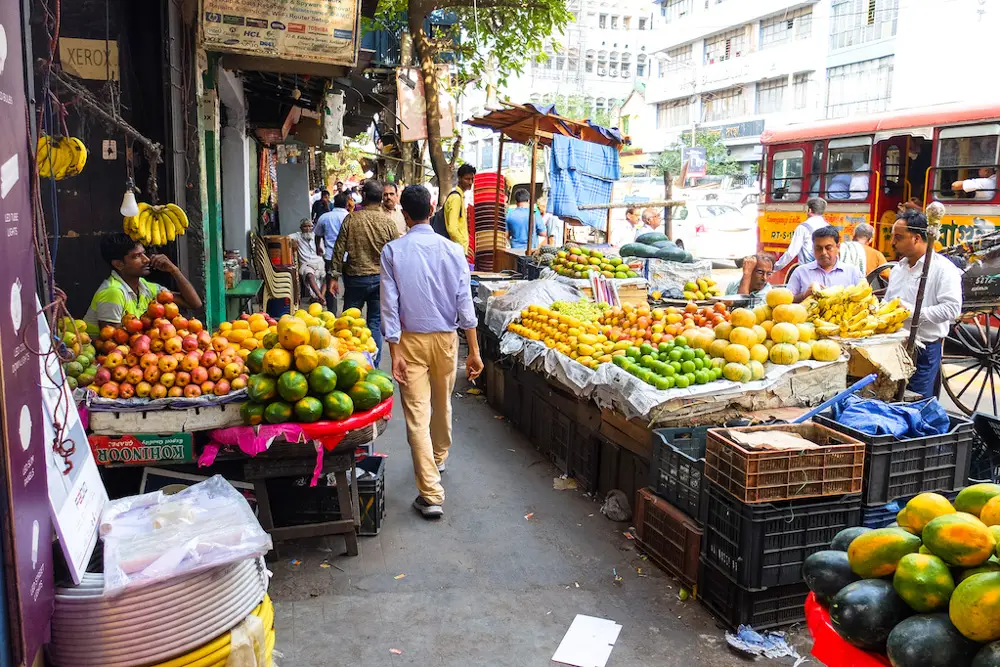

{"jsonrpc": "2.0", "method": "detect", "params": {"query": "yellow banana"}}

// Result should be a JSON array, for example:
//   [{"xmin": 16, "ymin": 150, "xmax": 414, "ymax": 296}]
[
  {"xmin": 150, "ymin": 211, "xmax": 162, "ymax": 246},
  {"xmin": 165, "ymin": 203, "xmax": 188, "ymax": 230},
  {"xmin": 159, "ymin": 207, "xmax": 177, "ymax": 242},
  {"xmin": 36, "ymin": 136, "xmax": 52, "ymax": 177},
  {"xmin": 52, "ymin": 138, "xmax": 71, "ymax": 179},
  {"xmin": 67, "ymin": 138, "xmax": 87, "ymax": 175}
]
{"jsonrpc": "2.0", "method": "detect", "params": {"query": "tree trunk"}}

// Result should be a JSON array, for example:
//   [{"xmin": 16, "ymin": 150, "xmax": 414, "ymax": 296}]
[{"xmin": 409, "ymin": 6, "xmax": 453, "ymax": 205}]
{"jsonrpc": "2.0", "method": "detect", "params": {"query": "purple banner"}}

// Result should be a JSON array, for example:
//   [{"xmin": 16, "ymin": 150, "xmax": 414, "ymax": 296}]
[{"xmin": 0, "ymin": 1, "xmax": 54, "ymax": 662}]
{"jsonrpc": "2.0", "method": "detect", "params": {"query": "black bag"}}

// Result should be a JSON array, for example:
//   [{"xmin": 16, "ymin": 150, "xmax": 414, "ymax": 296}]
[{"xmin": 429, "ymin": 189, "xmax": 461, "ymax": 240}]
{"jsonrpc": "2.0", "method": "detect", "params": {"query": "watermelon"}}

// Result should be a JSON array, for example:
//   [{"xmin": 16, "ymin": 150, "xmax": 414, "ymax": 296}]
[
  {"xmin": 973, "ymin": 641, "xmax": 1000, "ymax": 667},
  {"xmin": 831, "ymin": 526, "xmax": 872, "ymax": 552},
  {"xmin": 240, "ymin": 402, "xmax": 266, "ymax": 426},
  {"xmin": 321, "ymin": 391, "xmax": 353, "ymax": 421},
  {"xmin": 619, "ymin": 242, "xmax": 659, "ymax": 259},
  {"xmin": 246, "ymin": 348, "xmax": 266, "ymax": 375},
  {"xmin": 923, "ymin": 513, "xmax": 996, "ymax": 567},
  {"xmin": 247, "ymin": 375, "xmax": 277, "ymax": 402},
  {"xmin": 950, "ymin": 572, "xmax": 1000, "ymax": 642},
  {"xmin": 830, "ymin": 579, "xmax": 912, "ymax": 651},
  {"xmin": 347, "ymin": 381, "xmax": 381, "ymax": 412},
  {"xmin": 366, "ymin": 374, "xmax": 394, "ymax": 401},
  {"xmin": 634, "ymin": 232, "xmax": 668, "ymax": 245},
  {"xmin": 886, "ymin": 614, "xmax": 979, "ymax": 667},
  {"xmin": 293, "ymin": 397, "xmax": 323, "ymax": 423},
  {"xmin": 956, "ymin": 484, "xmax": 1000, "ymax": 517},
  {"xmin": 334, "ymin": 359, "xmax": 362, "ymax": 390},
  {"xmin": 263, "ymin": 401, "xmax": 294, "ymax": 424},
  {"xmin": 802, "ymin": 550, "xmax": 859, "ymax": 599},
  {"xmin": 848, "ymin": 527, "xmax": 922, "ymax": 578},
  {"xmin": 276, "ymin": 370, "xmax": 309, "ymax": 402},
  {"xmin": 893, "ymin": 553, "xmax": 955, "ymax": 612},
  {"xmin": 308, "ymin": 366, "xmax": 338, "ymax": 395}
]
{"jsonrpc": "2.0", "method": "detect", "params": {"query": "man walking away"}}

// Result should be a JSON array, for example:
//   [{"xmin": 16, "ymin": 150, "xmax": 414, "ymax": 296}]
[
  {"xmin": 311, "ymin": 189, "xmax": 331, "ymax": 223},
  {"xmin": 506, "ymin": 189, "xmax": 548, "ymax": 250},
  {"xmin": 884, "ymin": 209, "xmax": 963, "ymax": 398},
  {"xmin": 381, "ymin": 185, "xmax": 482, "ymax": 519},
  {"xmin": 316, "ymin": 193, "xmax": 350, "ymax": 312},
  {"xmin": 331, "ymin": 180, "xmax": 400, "ymax": 366},
  {"xmin": 290, "ymin": 218, "xmax": 326, "ymax": 303},
  {"xmin": 382, "ymin": 181, "xmax": 407, "ymax": 237},
  {"xmin": 853, "ymin": 222, "xmax": 887, "ymax": 275},
  {"xmin": 774, "ymin": 197, "xmax": 830, "ymax": 271},
  {"xmin": 443, "ymin": 164, "xmax": 476, "ymax": 258}
]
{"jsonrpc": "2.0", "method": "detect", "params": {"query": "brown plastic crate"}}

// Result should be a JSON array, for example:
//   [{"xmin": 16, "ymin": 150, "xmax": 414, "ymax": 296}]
[
  {"xmin": 634, "ymin": 488, "xmax": 701, "ymax": 590},
  {"xmin": 705, "ymin": 422, "xmax": 865, "ymax": 503}
]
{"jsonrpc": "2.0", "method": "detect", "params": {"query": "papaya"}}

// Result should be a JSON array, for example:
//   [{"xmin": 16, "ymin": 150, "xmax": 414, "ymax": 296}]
[
  {"xmin": 334, "ymin": 359, "xmax": 362, "ymax": 390},
  {"xmin": 923, "ymin": 513, "xmax": 996, "ymax": 567},
  {"xmin": 957, "ymin": 560, "xmax": 1000, "ymax": 583},
  {"xmin": 802, "ymin": 550, "xmax": 859, "ymax": 600},
  {"xmin": 893, "ymin": 553, "xmax": 955, "ymax": 612},
  {"xmin": 886, "ymin": 614, "xmax": 979, "ymax": 667},
  {"xmin": 263, "ymin": 401, "xmax": 293, "ymax": 424},
  {"xmin": 897, "ymin": 492, "xmax": 956, "ymax": 536},
  {"xmin": 973, "ymin": 641, "xmax": 1000, "ymax": 667},
  {"xmin": 347, "ymin": 381, "xmax": 382, "ymax": 412},
  {"xmin": 830, "ymin": 526, "xmax": 872, "ymax": 552},
  {"xmin": 276, "ymin": 370, "xmax": 309, "ymax": 403},
  {"xmin": 308, "ymin": 366, "xmax": 338, "ymax": 395},
  {"xmin": 293, "ymin": 396, "xmax": 323, "ymax": 423},
  {"xmin": 981, "ymin": 495, "xmax": 1000, "ymax": 527},
  {"xmin": 956, "ymin": 483, "xmax": 1000, "ymax": 517},
  {"xmin": 246, "ymin": 375, "xmax": 277, "ymax": 402},
  {"xmin": 240, "ymin": 401, "xmax": 266, "ymax": 426},
  {"xmin": 321, "ymin": 390, "xmax": 353, "ymax": 421},
  {"xmin": 830, "ymin": 579, "xmax": 912, "ymax": 651},
  {"xmin": 366, "ymin": 373, "xmax": 394, "ymax": 401},
  {"xmin": 950, "ymin": 572, "xmax": 1000, "ymax": 642},
  {"xmin": 245, "ymin": 347, "xmax": 266, "ymax": 375},
  {"xmin": 847, "ymin": 527, "xmax": 922, "ymax": 578}
]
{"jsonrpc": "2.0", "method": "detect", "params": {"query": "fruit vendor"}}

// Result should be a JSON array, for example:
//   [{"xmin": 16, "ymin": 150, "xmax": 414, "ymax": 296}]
[
  {"xmin": 726, "ymin": 253, "xmax": 775, "ymax": 306},
  {"xmin": 884, "ymin": 209, "xmax": 963, "ymax": 398},
  {"xmin": 786, "ymin": 226, "xmax": 864, "ymax": 303},
  {"xmin": 380, "ymin": 184, "xmax": 482, "ymax": 520},
  {"xmin": 289, "ymin": 218, "xmax": 326, "ymax": 303},
  {"xmin": 84, "ymin": 233, "xmax": 202, "ymax": 335}
]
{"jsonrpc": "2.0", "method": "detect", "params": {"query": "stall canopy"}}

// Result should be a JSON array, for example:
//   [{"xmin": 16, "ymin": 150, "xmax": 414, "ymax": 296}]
[{"xmin": 464, "ymin": 103, "xmax": 628, "ymax": 256}]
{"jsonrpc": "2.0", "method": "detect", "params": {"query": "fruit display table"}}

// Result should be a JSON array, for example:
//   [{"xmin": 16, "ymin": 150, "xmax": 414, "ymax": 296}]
[{"xmin": 805, "ymin": 593, "xmax": 891, "ymax": 667}]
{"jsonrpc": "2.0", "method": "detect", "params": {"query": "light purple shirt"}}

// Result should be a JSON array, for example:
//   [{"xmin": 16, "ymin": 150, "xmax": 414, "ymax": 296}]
[
  {"xmin": 379, "ymin": 223, "xmax": 478, "ymax": 344},
  {"xmin": 787, "ymin": 260, "xmax": 864, "ymax": 297}
]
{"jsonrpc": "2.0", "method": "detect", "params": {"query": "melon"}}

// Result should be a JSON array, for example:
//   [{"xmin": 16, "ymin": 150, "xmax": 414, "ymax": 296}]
[
  {"xmin": 772, "ymin": 303, "xmax": 808, "ymax": 324},
  {"xmin": 770, "ymin": 322, "xmax": 800, "ymax": 344},
  {"xmin": 802, "ymin": 550, "xmax": 859, "ymax": 600},
  {"xmin": 831, "ymin": 526, "xmax": 872, "ymax": 552},
  {"xmin": 766, "ymin": 288, "xmax": 794, "ymax": 308},
  {"xmin": 811, "ymin": 339, "xmax": 842, "ymax": 362},
  {"xmin": 973, "ymin": 641, "xmax": 1000, "ymax": 667},
  {"xmin": 830, "ymin": 579, "xmax": 912, "ymax": 651},
  {"xmin": 728, "ymin": 327, "xmax": 757, "ymax": 348},
  {"xmin": 723, "ymin": 344, "xmax": 750, "ymax": 365},
  {"xmin": 730, "ymin": 308, "xmax": 756, "ymax": 328},
  {"xmin": 886, "ymin": 614, "xmax": 979, "ymax": 667},
  {"xmin": 769, "ymin": 342, "xmax": 800, "ymax": 365}
]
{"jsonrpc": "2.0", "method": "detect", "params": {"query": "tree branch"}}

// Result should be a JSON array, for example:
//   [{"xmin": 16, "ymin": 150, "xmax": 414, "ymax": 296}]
[
  {"xmin": 436, "ymin": 0, "xmax": 551, "ymax": 10},
  {"xmin": 449, "ymin": 135, "xmax": 462, "ymax": 169}
]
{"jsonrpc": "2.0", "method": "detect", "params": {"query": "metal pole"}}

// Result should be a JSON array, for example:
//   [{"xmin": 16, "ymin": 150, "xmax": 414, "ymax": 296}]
[
  {"xmin": 664, "ymin": 170, "xmax": 673, "ymax": 240},
  {"xmin": 492, "ymin": 135, "xmax": 505, "ymax": 271},
  {"xmin": 527, "ymin": 118, "xmax": 539, "ymax": 254},
  {"xmin": 605, "ymin": 183, "xmax": 614, "ymax": 243},
  {"xmin": 895, "ymin": 201, "xmax": 945, "ymax": 402}
]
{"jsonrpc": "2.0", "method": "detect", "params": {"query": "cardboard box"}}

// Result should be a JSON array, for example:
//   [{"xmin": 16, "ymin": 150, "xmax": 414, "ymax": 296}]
[{"xmin": 89, "ymin": 432, "xmax": 194, "ymax": 466}]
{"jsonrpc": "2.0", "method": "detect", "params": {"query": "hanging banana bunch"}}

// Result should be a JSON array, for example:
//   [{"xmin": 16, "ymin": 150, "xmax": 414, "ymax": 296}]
[
  {"xmin": 123, "ymin": 202, "xmax": 189, "ymax": 246},
  {"xmin": 36, "ymin": 135, "xmax": 88, "ymax": 179}
]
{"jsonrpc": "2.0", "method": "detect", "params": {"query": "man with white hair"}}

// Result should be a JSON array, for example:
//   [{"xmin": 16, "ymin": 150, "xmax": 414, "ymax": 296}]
[{"xmin": 635, "ymin": 208, "xmax": 663, "ymax": 238}]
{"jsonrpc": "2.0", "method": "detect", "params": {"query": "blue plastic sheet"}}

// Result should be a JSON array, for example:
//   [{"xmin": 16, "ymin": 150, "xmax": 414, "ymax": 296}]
[{"xmin": 830, "ymin": 396, "xmax": 951, "ymax": 438}]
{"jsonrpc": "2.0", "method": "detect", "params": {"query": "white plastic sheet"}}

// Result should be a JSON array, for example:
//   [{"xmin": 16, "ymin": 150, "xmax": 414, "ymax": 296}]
[
  {"xmin": 645, "ymin": 258, "xmax": 714, "ymax": 293},
  {"xmin": 485, "ymin": 279, "xmax": 583, "ymax": 336},
  {"xmin": 100, "ymin": 475, "xmax": 272, "ymax": 595}
]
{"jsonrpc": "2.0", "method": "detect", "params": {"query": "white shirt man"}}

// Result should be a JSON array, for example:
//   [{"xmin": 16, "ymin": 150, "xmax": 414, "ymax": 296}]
[
  {"xmin": 954, "ymin": 169, "xmax": 997, "ymax": 200},
  {"xmin": 884, "ymin": 254, "xmax": 963, "ymax": 344},
  {"xmin": 774, "ymin": 197, "xmax": 830, "ymax": 270}
]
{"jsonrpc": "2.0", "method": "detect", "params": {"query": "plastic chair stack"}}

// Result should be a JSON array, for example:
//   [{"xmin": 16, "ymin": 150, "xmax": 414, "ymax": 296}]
[
  {"xmin": 251, "ymin": 233, "xmax": 297, "ymax": 315},
  {"xmin": 473, "ymin": 173, "xmax": 508, "ymax": 271}
]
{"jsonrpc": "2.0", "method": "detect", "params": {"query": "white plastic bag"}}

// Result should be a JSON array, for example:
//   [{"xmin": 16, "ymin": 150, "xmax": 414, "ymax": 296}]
[{"xmin": 100, "ymin": 475, "xmax": 272, "ymax": 595}]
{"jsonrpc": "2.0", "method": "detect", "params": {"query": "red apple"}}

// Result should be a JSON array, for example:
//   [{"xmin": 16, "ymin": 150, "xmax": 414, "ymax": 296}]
[
  {"xmin": 119, "ymin": 382, "xmax": 136, "ymax": 399},
  {"xmin": 139, "ymin": 352, "xmax": 159, "ymax": 369},
  {"xmin": 197, "ymin": 330, "xmax": 212, "ymax": 349},
  {"xmin": 164, "ymin": 336, "xmax": 183, "ymax": 354},
  {"xmin": 150, "ymin": 384, "xmax": 167, "ymax": 399},
  {"xmin": 94, "ymin": 367, "xmax": 112, "ymax": 386},
  {"xmin": 175, "ymin": 371, "xmax": 191, "ymax": 387},
  {"xmin": 112, "ymin": 328, "xmax": 129, "ymax": 345},
  {"xmin": 124, "ymin": 352, "xmax": 139, "ymax": 368},
  {"xmin": 146, "ymin": 302, "xmax": 166, "ymax": 319},
  {"xmin": 183, "ymin": 384, "xmax": 202, "ymax": 398},
  {"xmin": 240, "ymin": 313, "xmax": 250, "ymax": 321},
  {"xmin": 188, "ymin": 319, "xmax": 204, "ymax": 334},
  {"xmin": 125, "ymin": 366, "xmax": 144, "ymax": 385},
  {"xmin": 180, "ymin": 352, "xmax": 200, "ymax": 372},
  {"xmin": 99, "ymin": 382, "xmax": 120, "ymax": 399},
  {"xmin": 150, "ymin": 338, "xmax": 165, "ymax": 353},
  {"xmin": 207, "ymin": 366, "xmax": 223, "ymax": 382},
  {"xmin": 214, "ymin": 379, "xmax": 231, "ymax": 396},
  {"xmin": 231, "ymin": 375, "xmax": 247, "ymax": 390},
  {"xmin": 201, "ymin": 350, "xmax": 218, "ymax": 368},
  {"xmin": 158, "ymin": 355, "xmax": 178, "ymax": 373},
  {"xmin": 104, "ymin": 351, "xmax": 125, "ymax": 368},
  {"xmin": 167, "ymin": 386, "xmax": 183, "ymax": 397},
  {"xmin": 143, "ymin": 365, "xmax": 161, "ymax": 383},
  {"xmin": 222, "ymin": 362, "xmax": 242, "ymax": 380},
  {"xmin": 99, "ymin": 325, "xmax": 116, "ymax": 341},
  {"xmin": 124, "ymin": 316, "xmax": 144, "ymax": 334},
  {"xmin": 190, "ymin": 366, "xmax": 208, "ymax": 384},
  {"xmin": 131, "ymin": 335, "xmax": 151, "ymax": 356},
  {"xmin": 157, "ymin": 290, "xmax": 174, "ymax": 304},
  {"xmin": 160, "ymin": 372, "xmax": 176, "ymax": 388},
  {"xmin": 200, "ymin": 381, "xmax": 215, "ymax": 395},
  {"xmin": 181, "ymin": 335, "xmax": 199, "ymax": 353},
  {"xmin": 164, "ymin": 303, "xmax": 180, "ymax": 320},
  {"xmin": 135, "ymin": 381, "xmax": 152, "ymax": 397},
  {"xmin": 140, "ymin": 315, "xmax": 153, "ymax": 330}
]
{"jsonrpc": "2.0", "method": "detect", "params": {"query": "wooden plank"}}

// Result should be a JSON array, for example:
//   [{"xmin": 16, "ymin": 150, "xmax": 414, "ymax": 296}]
[{"xmin": 89, "ymin": 402, "xmax": 244, "ymax": 435}]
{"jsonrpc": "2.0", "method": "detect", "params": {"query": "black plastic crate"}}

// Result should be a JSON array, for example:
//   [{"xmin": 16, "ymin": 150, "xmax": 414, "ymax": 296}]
[
  {"xmin": 651, "ymin": 427, "xmax": 709, "ymax": 524},
  {"xmin": 528, "ymin": 389, "xmax": 553, "ymax": 454},
  {"xmin": 267, "ymin": 455, "xmax": 387, "ymax": 536},
  {"xmin": 548, "ymin": 411, "xmax": 572, "ymax": 472},
  {"xmin": 515, "ymin": 255, "xmax": 543, "ymax": 280},
  {"xmin": 698, "ymin": 558, "xmax": 809, "ymax": 631},
  {"xmin": 971, "ymin": 412, "xmax": 1000, "ymax": 483},
  {"xmin": 702, "ymin": 481, "xmax": 862, "ymax": 589},
  {"xmin": 814, "ymin": 412, "xmax": 974, "ymax": 505},
  {"xmin": 861, "ymin": 489, "xmax": 959, "ymax": 530},
  {"xmin": 569, "ymin": 429, "xmax": 601, "ymax": 493}
]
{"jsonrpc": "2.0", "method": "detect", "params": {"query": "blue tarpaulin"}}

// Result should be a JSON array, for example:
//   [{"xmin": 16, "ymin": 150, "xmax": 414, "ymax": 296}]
[
  {"xmin": 830, "ymin": 396, "xmax": 951, "ymax": 439},
  {"xmin": 548, "ymin": 134, "xmax": 621, "ymax": 230}
]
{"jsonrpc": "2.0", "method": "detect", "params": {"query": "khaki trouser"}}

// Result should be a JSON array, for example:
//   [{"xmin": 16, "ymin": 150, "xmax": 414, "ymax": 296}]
[{"xmin": 396, "ymin": 331, "xmax": 458, "ymax": 505}]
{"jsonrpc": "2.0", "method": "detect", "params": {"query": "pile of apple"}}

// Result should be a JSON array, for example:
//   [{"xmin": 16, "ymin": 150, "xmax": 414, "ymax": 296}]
[{"xmin": 88, "ymin": 291, "xmax": 249, "ymax": 400}]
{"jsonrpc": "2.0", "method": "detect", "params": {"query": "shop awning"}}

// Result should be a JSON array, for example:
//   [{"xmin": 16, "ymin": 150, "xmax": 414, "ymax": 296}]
[{"xmin": 464, "ymin": 103, "xmax": 628, "ymax": 148}]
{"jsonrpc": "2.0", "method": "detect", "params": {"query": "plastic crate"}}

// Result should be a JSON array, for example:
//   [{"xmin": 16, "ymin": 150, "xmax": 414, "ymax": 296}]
[
  {"xmin": 568, "ymin": 429, "xmax": 601, "ymax": 493},
  {"xmin": 548, "ymin": 411, "xmax": 572, "ymax": 472},
  {"xmin": 970, "ymin": 412, "xmax": 1000, "ymax": 483},
  {"xmin": 705, "ymin": 423, "xmax": 865, "ymax": 503},
  {"xmin": 479, "ymin": 325, "xmax": 502, "ymax": 363},
  {"xmin": 861, "ymin": 489, "xmax": 960, "ymax": 530},
  {"xmin": 515, "ymin": 255, "xmax": 543, "ymax": 280},
  {"xmin": 814, "ymin": 412, "xmax": 974, "ymax": 505},
  {"xmin": 698, "ymin": 558, "xmax": 809, "ymax": 632},
  {"xmin": 634, "ymin": 488, "xmax": 701, "ymax": 589},
  {"xmin": 528, "ymin": 389, "xmax": 553, "ymax": 455},
  {"xmin": 651, "ymin": 427, "xmax": 709, "ymax": 524},
  {"xmin": 702, "ymin": 481, "xmax": 863, "ymax": 589}
]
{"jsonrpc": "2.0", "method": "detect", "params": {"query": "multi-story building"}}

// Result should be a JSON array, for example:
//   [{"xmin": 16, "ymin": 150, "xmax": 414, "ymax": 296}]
[{"xmin": 459, "ymin": 0, "xmax": 656, "ymax": 173}]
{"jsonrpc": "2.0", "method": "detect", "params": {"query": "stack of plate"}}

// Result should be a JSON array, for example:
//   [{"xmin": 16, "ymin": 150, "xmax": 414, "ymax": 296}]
[
  {"xmin": 472, "ymin": 173, "xmax": 508, "ymax": 271},
  {"xmin": 50, "ymin": 557, "xmax": 270, "ymax": 667}
]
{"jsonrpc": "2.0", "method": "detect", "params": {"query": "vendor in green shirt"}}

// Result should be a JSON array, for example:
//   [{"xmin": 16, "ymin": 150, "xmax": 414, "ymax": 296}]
[
  {"xmin": 725, "ymin": 253, "xmax": 775, "ymax": 307},
  {"xmin": 84, "ymin": 233, "xmax": 202, "ymax": 334}
]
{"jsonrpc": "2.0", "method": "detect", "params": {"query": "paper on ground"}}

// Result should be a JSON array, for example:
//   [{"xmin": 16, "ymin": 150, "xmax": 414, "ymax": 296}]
[{"xmin": 552, "ymin": 614, "xmax": 623, "ymax": 667}]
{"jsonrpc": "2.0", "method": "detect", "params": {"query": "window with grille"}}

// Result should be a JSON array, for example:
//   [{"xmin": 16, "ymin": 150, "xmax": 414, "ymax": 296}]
[
  {"xmin": 701, "ymin": 87, "xmax": 744, "ymax": 122},
  {"xmin": 663, "ymin": 0, "xmax": 692, "ymax": 23},
  {"xmin": 599, "ymin": 13, "xmax": 607, "ymax": 28},
  {"xmin": 830, "ymin": 0, "xmax": 899, "ymax": 50},
  {"xmin": 621, "ymin": 53, "xmax": 631, "ymax": 78},
  {"xmin": 663, "ymin": 44, "xmax": 693, "ymax": 72},
  {"xmin": 704, "ymin": 27, "xmax": 747, "ymax": 64},
  {"xmin": 611, "ymin": 15, "xmax": 618, "ymax": 29},
  {"xmin": 637, "ymin": 54, "xmax": 647, "ymax": 77},
  {"xmin": 609, "ymin": 52, "xmax": 619, "ymax": 77},
  {"xmin": 624, "ymin": 16, "xmax": 631, "ymax": 29},
  {"xmin": 825, "ymin": 56, "xmax": 893, "ymax": 118},
  {"xmin": 556, "ymin": 56, "xmax": 565, "ymax": 70},
  {"xmin": 760, "ymin": 7, "xmax": 813, "ymax": 49},
  {"xmin": 656, "ymin": 98, "xmax": 690, "ymax": 129},
  {"xmin": 793, "ymin": 72, "xmax": 811, "ymax": 109},
  {"xmin": 639, "ymin": 17, "xmax": 647, "ymax": 30},
  {"xmin": 585, "ymin": 51, "xmax": 595, "ymax": 73},
  {"xmin": 756, "ymin": 77, "xmax": 786, "ymax": 115},
  {"xmin": 934, "ymin": 127, "xmax": 1000, "ymax": 201}
]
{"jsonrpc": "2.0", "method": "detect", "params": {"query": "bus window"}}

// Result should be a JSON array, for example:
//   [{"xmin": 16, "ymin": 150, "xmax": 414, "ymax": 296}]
[
  {"xmin": 883, "ymin": 145, "xmax": 902, "ymax": 196},
  {"xmin": 809, "ymin": 141, "xmax": 824, "ymax": 196},
  {"xmin": 825, "ymin": 137, "xmax": 872, "ymax": 201},
  {"xmin": 770, "ymin": 149, "xmax": 803, "ymax": 201},
  {"xmin": 934, "ymin": 124, "xmax": 999, "ymax": 201}
]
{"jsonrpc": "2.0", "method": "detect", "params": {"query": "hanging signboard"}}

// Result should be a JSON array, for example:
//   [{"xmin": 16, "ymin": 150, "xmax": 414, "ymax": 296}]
[
  {"xmin": 0, "ymin": 1, "xmax": 55, "ymax": 662},
  {"xmin": 396, "ymin": 66, "xmax": 454, "ymax": 143},
  {"xmin": 200, "ymin": 0, "xmax": 360, "ymax": 67}
]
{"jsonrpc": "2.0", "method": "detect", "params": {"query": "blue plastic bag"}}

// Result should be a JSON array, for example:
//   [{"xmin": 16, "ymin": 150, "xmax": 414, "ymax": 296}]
[{"xmin": 830, "ymin": 396, "xmax": 951, "ymax": 438}]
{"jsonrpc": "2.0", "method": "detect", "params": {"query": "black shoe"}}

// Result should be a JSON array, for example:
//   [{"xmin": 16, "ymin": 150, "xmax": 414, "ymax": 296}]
[{"xmin": 412, "ymin": 496, "xmax": 443, "ymax": 519}]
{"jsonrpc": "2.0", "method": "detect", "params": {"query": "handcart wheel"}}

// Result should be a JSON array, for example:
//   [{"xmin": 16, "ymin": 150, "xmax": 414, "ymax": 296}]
[
  {"xmin": 942, "ymin": 310, "xmax": 1000, "ymax": 415},
  {"xmin": 866, "ymin": 262, "xmax": 895, "ymax": 295}
]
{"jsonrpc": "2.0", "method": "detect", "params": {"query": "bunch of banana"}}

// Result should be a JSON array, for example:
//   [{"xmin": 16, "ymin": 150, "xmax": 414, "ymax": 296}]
[
  {"xmin": 806, "ymin": 281, "xmax": 910, "ymax": 338},
  {"xmin": 123, "ymin": 202, "xmax": 189, "ymax": 246},
  {"xmin": 36, "ymin": 135, "xmax": 88, "ymax": 179}
]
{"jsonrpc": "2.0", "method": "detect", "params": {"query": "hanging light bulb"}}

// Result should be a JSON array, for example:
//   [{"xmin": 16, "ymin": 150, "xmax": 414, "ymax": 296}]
[{"xmin": 120, "ymin": 179, "xmax": 139, "ymax": 217}]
